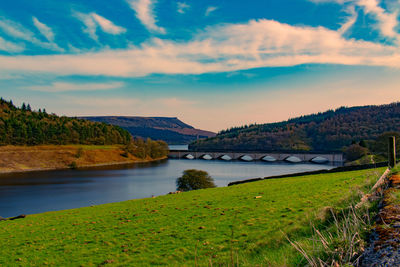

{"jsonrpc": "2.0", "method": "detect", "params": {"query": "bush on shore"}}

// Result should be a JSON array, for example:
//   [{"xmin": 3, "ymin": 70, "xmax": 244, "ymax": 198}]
[{"xmin": 176, "ymin": 169, "xmax": 216, "ymax": 191}]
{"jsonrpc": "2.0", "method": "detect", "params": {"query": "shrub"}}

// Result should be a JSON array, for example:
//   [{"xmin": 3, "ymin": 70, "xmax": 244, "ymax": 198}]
[
  {"xmin": 75, "ymin": 147, "xmax": 84, "ymax": 158},
  {"xmin": 372, "ymin": 132, "xmax": 400, "ymax": 157},
  {"xmin": 344, "ymin": 144, "xmax": 368, "ymax": 161},
  {"xmin": 176, "ymin": 169, "xmax": 216, "ymax": 192},
  {"xmin": 124, "ymin": 138, "xmax": 168, "ymax": 160},
  {"xmin": 69, "ymin": 161, "xmax": 78, "ymax": 169}
]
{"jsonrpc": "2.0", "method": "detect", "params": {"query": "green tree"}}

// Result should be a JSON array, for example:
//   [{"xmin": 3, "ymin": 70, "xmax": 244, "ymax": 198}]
[
  {"xmin": 176, "ymin": 169, "xmax": 216, "ymax": 192},
  {"xmin": 372, "ymin": 132, "xmax": 400, "ymax": 157},
  {"xmin": 344, "ymin": 144, "xmax": 369, "ymax": 161}
]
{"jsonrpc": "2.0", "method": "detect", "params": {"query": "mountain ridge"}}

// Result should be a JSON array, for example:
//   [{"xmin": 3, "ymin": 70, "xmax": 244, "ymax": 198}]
[{"xmin": 81, "ymin": 116, "xmax": 215, "ymax": 145}]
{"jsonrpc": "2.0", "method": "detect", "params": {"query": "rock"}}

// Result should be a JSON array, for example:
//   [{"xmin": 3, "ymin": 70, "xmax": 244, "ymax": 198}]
[
  {"xmin": 168, "ymin": 191, "xmax": 182, "ymax": 195},
  {"xmin": 9, "ymin": 214, "xmax": 26, "ymax": 220}
]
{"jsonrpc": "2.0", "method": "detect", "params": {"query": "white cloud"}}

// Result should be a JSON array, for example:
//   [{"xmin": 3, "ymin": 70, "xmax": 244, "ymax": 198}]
[
  {"xmin": 32, "ymin": 17, "xmax": 55, "ymax": 42},
  {"xmin": 127, "ymin": 0, "xmax": 166, "ymax": 34},
  {"xmin": 0, "ymin": 17, "xmax": 63, "ymax": 52},
  {"xmin": 357, "ymin": 0, "xmax": 399, "ymax": 41},
  {"xmin": 74, "ymin": 12, "xmax": 99, "ymax": 41},
  {"xmin": 26, "ymin": 81, "xmax": 124, "ymax": 92},
  {"xmin": 0, "ymin": 19, "xmax": 400, "ymax": 77},
  {"xmin": 91, "ymin": 13, "xmax": 127, "ymax": 35},
  {"xmin": 310, "ymin": 0, "xmax": 400, "ymax": 42},
  {"xmin": 338, "ymin": 6, "xmax": 358, "ymax": 34},
  {"xmin": 0, "ymin": 18, "xmax": 35, "ymax": 41},
  {"xmin": 205, "ymin": 6, "xmax": 218, "ymax": 16},
  {"xmin": 74, "ymin": 12, "xmax": 127, "ymax": 41},
  {"xmin": 0, "ymin": 36, "xmax": 24, "ymax": 53},
  {"xmin": 177, "ymin": 2, "xmax": 190, "ymax": 14}
]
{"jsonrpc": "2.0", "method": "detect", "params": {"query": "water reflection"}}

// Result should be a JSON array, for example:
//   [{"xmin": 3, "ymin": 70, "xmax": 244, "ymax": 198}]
[{"xmin": 0, "ymin": 159, "xmax": 335, "ymax": 217}]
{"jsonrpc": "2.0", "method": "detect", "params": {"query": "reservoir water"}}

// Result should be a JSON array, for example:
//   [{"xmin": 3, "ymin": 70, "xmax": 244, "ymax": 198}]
[{"xmin": 0, "ymin": 159, "xmax": 336, "ymax": 218}]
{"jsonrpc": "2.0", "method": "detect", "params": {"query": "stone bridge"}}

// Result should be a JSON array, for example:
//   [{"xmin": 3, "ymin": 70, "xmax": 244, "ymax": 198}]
[{"xmin": 168, "ymin": 151, "xmax": 343, "ymax": 164}]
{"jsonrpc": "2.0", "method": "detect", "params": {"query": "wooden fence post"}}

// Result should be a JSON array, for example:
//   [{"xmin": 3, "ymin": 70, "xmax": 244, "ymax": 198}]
[{"xmin": 389, "ymin": 136, "xmax": 396, "ymax": 168}]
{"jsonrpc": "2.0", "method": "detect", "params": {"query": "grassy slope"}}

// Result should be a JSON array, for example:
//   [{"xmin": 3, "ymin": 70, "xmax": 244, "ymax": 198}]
[
  {"xmin": 0, "ymin": 168, "xmax": 385, "ymax": 266},
  {"xmin": 0, "ymin": 145, "xmax": 159, "ymax": 173}
]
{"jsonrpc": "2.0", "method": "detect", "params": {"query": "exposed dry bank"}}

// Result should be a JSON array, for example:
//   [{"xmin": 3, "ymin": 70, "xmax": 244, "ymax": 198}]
[{"xmin": 0, "ymin": 145, "xmax": 166, "ymax": 174}]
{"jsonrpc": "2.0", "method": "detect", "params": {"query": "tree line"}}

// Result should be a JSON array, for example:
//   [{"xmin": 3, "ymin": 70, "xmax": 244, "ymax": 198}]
[
  {"xmin": 0, "ymin": 98, "xmax": 132, "ymax": 146},
  {"xmin": 190, "ymin": 102, "xmax": 400, "ymax": 153},
  {"xmin": 0, "ymin": 97, "xmax": 169, "ymax": 159}
]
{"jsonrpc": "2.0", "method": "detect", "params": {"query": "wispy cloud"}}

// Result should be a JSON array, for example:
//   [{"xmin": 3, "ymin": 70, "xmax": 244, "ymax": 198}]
[
  {"xmin": 32, "ymin": 17, "xmax": 55, "ymax": 42},
  {"xmin": 74, "ymin": 12, "xmax": 98, "ymax": 41},
  {"xmin": 310, "ymin": 0, "xmax": 400, "ymax": 43},
  {"xmin": 91, "ymin": 13, "xmax": 127, "ymax": 35},
  {"xmin": 338, "ymin": 6, "xmax": 357, "ymax": 34},
  {"xmin": 205, "ymin": 6, "xmax": 218, "ymax": 16},
  {"xmin": 127, "ymin": 0, "xmax": 166, "ymax": 34},
  {"xmin": 357, "ymin": 0, "xmax": 399, "ymax": 41},
  {"xmin": 74, "ymin": 12, "xmax": 126, "ymax": 41},
  {"xmin": 0, "ymin": 17, "xmax": 63, "ymax": 52},
  {"xmin": 0, "ymin": 18, "xmax": 35, "ymax": 41},
  {"xmin": 177, "ymin": 2, "xmax": 190, "ymax": 14},
  {"xmin": 26, "ymin": 81, "xmax": 124, "ymax": 92},
  {"xmin": 0, "ymin": 19, "xmax": 399, "ymax": 76},
  {"xmin": 0, "ymin": 36, "xmax": 24, "ymax": 53}
]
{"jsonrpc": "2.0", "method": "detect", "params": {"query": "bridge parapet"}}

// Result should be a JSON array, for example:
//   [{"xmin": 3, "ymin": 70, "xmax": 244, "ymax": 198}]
[{"xmin": 168, "ymin": 151, "xmax": 343, "ymax": 164}]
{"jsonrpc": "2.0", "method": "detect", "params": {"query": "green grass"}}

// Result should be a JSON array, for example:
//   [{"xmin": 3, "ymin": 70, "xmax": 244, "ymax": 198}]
[
  {"xmin": 345, "ymin": 154, "xmax": 387, "ymax": 166},
  {"xmin": 71, "ymin": 144, "xmax": 117, "ymax": 150},
  {"xmin": 0, "ymin": 168, "xmax": 385, "ymax": 266}
]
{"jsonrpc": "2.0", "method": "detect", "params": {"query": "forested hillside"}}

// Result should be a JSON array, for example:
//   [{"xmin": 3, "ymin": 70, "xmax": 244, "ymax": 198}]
[
  {"xmin": 190, "ymin": 103, "xmax": 400, "ymax": 152},
  {"xmin": 0, "ymin": 98, "xmax": 131, "ymax": 146}
]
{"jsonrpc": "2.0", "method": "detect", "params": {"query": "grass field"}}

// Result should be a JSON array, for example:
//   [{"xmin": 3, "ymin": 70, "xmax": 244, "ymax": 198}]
[{"xmin": 0, "ymin": 168, "xmax": 385, "ymax": 266}]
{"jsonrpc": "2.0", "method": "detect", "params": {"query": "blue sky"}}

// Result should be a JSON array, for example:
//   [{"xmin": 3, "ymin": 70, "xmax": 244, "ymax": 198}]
[{"xmin": 0, "ymin": 0, "xmax": 399, "ymax": 131}]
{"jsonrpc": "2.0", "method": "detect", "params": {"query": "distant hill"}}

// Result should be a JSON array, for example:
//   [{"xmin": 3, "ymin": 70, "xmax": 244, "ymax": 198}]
[
  {"xmin": 0, "ymin": 98, "xmax": 131, "ymax": 146},
  {"xmin": 80, "ymin": 116, "xmax": 216, "ymax": 145},
  {"xmin": 190, "ymin": 103, "xmax": 400, "ymax": 152}
]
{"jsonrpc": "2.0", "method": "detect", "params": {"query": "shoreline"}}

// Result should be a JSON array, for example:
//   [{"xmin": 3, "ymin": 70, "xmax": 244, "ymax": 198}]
[{"xmin": 0, "ymin": 156, "xmax": 168, "ymax": 175}]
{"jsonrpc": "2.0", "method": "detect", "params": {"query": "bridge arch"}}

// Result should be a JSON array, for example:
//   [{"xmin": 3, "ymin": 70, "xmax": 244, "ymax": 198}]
[
  {"xmin": 220, "ymin": 155, "xmax": 232, "ymax": 161},
  {"xmin": 201, "ymin": 154, "xmax": 213, "ymax": 160},
  {"xmin": 284, "ymin": 156, "xmax": 302, "ymax": 163},
  {"xmin": 261, "ymin": 155, "xmax": 277, "ymax": 162},
  {"xmin": 240, "ymin": 155, "xmax": 254, "ymax": 162},
  {"xmin": 184, "ymin": 154, "xmax": 195, "ymax": 160},
  {"xmin": 310, "ymin": 156, "xmax": 329, "ymax": 164}
]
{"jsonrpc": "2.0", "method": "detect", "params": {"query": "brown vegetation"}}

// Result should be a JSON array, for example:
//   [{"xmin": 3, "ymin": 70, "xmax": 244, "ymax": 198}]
[
  {"xmin": 0, "ymin": 145, "xmax": 165, "ymax": 173},
  {"xmin": 191, "ymin": 102, "xmax": 400, "ymax": 152},
  {"xmin": 374, "ymin": 174, "xmax": 400, "ymax": 251}
]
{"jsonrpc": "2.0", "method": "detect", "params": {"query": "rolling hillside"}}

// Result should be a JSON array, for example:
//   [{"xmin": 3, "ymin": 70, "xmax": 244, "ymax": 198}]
[
  {"xmin": 81, "ymin": 116, "xmax": 215, "ymax": 145},
  {"xmin": 0, "ymin": 168, "xmax": 384, "ymax": 266},
  {"xmin": 0, "ymin": 98, "xmax": 131, "ymax": 146},
  {"xmin": 190, "ymin": 102, "xmax": 400, "ymax": 152}
]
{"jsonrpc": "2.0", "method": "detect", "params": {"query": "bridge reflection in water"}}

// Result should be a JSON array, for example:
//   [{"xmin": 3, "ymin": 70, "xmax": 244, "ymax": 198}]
[{"xmin": 168, "ymin": 151, "xmax": 343, "ymax": 164}]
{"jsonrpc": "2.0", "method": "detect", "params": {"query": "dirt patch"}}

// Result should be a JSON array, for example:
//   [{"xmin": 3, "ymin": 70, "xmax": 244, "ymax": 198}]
[
  {"xmin": 361, "ymin": 174, "xmax": 400, "ymax": 266},
  {"xmin": 0, "ymin": 145, "xmax": 155, "ymax": 173}
]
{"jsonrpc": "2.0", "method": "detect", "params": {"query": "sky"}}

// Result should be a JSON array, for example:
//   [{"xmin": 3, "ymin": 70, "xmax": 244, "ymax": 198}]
[{"xmin": 0, "ymin": 0, "xmax": 399, "ymax": 132}]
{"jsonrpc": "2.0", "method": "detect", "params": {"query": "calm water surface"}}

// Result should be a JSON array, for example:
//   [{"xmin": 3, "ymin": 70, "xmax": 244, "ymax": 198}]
[{"xmin": 0, "ymin": 159, "xmax": 335, "ymax": 217}]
